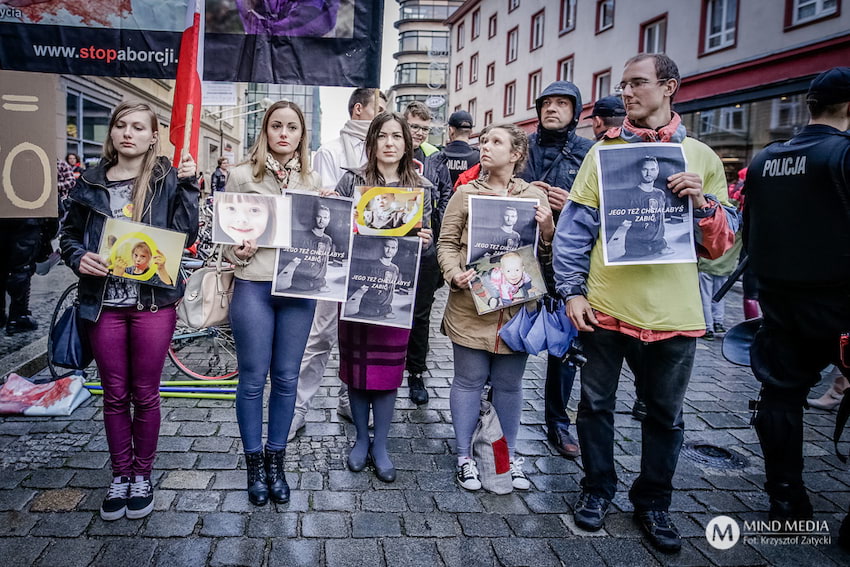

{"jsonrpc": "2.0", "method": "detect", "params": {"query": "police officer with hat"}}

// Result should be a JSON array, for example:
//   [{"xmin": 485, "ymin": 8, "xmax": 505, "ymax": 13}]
[
  {"xmin": 585, "ymin": 95, "xmax": 626, "ymax": 140},
  {"xmin": 744, "ymin": 67, "xmax": 850, "ymax": 543}
]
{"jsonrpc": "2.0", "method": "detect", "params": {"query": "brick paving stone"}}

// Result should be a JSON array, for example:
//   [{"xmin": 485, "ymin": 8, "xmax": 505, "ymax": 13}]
[
  {"xmin": 155, "ymin": 539, "xmax": 213, "ymax": 567},
  {"xmin": 154, "ymin": 452, "xmax": 199, "ymax": 470},
  {"xmin": 302, "ymin": 512, "xmax": 349, "ymax": 538},
  {"xmin": 434, "ymin": 491, "xmax": 485, "ymax": 513},
  {"xmin": 383, "ymin": 538, "xmax": 444, "ymax": 567},
  {"xmin": 404, "ymin": 491, "xmax": 436, "ymax": 513},
  {"xmin": 437, "ymin": 538, "xmax": 496, "ymax": 567},
  {"xmin": 529, "ymin": 473, "xmax": 580, "ymax": 492},
  {"xmin": 352, "ymin": 511, "xmax": 402, "ymax": 537},
  {"xmin": 35, "ymin": 539, "xmax": 103, "ymax": 567},
  {"xmin": 0, "ymin": 470, "xmax": 28, "ymax": 490},
  {"xmin": 180, "ymin": 422, "xmax": 222, "ymax": 437},
  {"xmin": 164, "ymin": 408, "xmax": 209, "ymax": 421},
  {"xmin": 325, "ymin": 539, "xmax": 379, "ymax": 567},
  {"xmin": 591, "ymin": 538, "xmax": 660, "ymax": 567},
  {"xmin": 312, "ymin": 490, "xmax": 357, "ymax": 511},
  {"xmin": 402, "ymin": 512, "xmax": 461, "ymax": 537},
  {"xmin": 268, "ymin": 539, "xmax": 322, "ymax": 567},
  {"xmin": 175, "ymin": 490, "xmax": 222, "ymax": 512},
  {"xmin": 0, "ymin": 488, "xmax": 35, "ymax": 511},
  {"xmin": 0, "ymin": 537, "xmax": 50, "ymax": 565},
  {"xmin": 153, "ymin": 490, "xmax": 178, "ymax": 511},
  {"xmin": 0, "ymin": 510, "xmax": 37, "ymax": 536},
  {"xmin": 98, "ymin": 539, "xmax": 159, "ymax": 567},
  {"xmin": 361, "ymin": 490, "xmax": 407, "ymax": 512},
  {"xmin": 504, "ymin": 513, "xmax": 566, "ymax": 537},
  {"xmin": 549, "ymin": 538, "xmax": 606, "ymax": 564},
  {"xmin": 456, "ymin": 513, "xmax": 511, "ymax": 537},
  {"xmin": 191, "ymin": 437, "xmax": 234, "ymax": 453},
  {"xmin": 68, "ymin": 469, "xmax": 111, "ymax": 489},
  {"xmin": 197, "ymin": 453, "xmax": 240, "ymax": 470},
  {"xmin": 692, "ymin": 490, "xmax": 751, "ymax": 514},
  {"xmin": 212, "ymin": 471, "xmax": 246, "ymax": 490},
  {"xmin": 209, "ymin": 537, "xmax": 265, "ymax": 567},
  {"xmin": 0, "ymin": 422, "xmax": 34, "ymax": 436},
  {"xmin": 300, "ymin": 471, "xmax": 324, "ymax": 490},
  {"xmin": 646, "ymin": 540, "xmax": 717, "ymax": 567},
  {"xmin": 64, "ymin": 451, "xmax": 110, "ymax": 469},
  {"xmin": 691, "ymin": 539, "xmax": 769, "ymax": 567},
  {"xmin": 157, "ymin": 437, "xmax": 194, "ymax": 452},
  {"xmin": 492, "ymin": 538, "xmax": 561, "ymax": 566},
  {"xmin": 246, "ymin": 511, "xmax": 298, "ymax": 537},
  {"xmin": 160, "ymin": 470, "xmax": 214, "ymax": 490},
  {"xmin": 200, "ymin": 512, "xmax": 246, "ymax": 537},
  {"xmin": 87, "ymin": 517, "xmax": 143, "ymax": 536},
  {"xmin": 533, "ymin": 456, "xmax": 579, "ymax": 474},
  {"xmin": 327, "ymin": 470, "xmax": 372, "ymax": 491},
  {"xmin": 21, "ymin": 469, "xmax": 75, "ymax": 489},
  {"xmin": 409, "ymin": 438, "xmax": 449, "ymax": 454},
  {"xmin": 394, "ymin": 453, "xmax": 435, "ymax": 471},
  {"xmin": 479, "ymin": 493, "xmax": 530, "ymax": 515},
  {"xmin": 415, "ymin": 469, "xmax": 457, "ymax": 492},
  {"xmin": 143, "ymin": 511, "xmax": 199, "ymax": 537},
  {"xmin": 522, "ymin": 492, "xmax": 571, "ymax": 514},
  {"xmin": 220, "ymin": 492, "xmax": 255, "ymax": 513},
  {"xmin": 29, "ymin": 510, "xmax": 92, "ymax": 537}
]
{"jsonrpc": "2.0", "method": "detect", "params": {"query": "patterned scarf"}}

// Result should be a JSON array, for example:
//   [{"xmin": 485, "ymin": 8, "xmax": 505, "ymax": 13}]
[
  {"xmin": 265, "ymin": 154, "xmax": 301, "ymax": 191},
  {"xmin": 606, "ymin": 112, "xmax": 687, "ymax": 144}
]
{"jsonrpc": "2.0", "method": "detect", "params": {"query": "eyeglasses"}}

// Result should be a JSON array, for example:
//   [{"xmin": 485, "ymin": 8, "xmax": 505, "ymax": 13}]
[
  {"xmin": 613, "ymin": 78, "xmax": 670, "ymax": 95},
  {"xmin": 408, "ymin": 124, "xmax": 431, "ymax": 134}
]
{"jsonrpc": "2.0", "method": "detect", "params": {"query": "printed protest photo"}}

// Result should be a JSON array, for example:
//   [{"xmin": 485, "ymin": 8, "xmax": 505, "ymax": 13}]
[
  {"xmin": 353, "ymin": 186, "xmax": 424, "ymax": 237},
  {"xmin": 212, "ymin": 192, "xmax": 292, "ymax": 248},
  {"xmin": 273, "ymin": 191, "xmax": 353, "ymax": 302},
  {"xmin": 596, "ymin": 142, "xmax": 695, "ymax": 265},
  {"xmin": 467, "ymin": 195, "xmax": 539, "ymax": 264},
  {"xmin": 341, "ymin": 235, "xmax": 421, "ymax": 329},
  {"xmin": 97, "ymin": 217, "xmax": 186, "ymax": 289},
  {"xmin": 467, "ymin": 245, "xmax": 545, "ymax": 315}
]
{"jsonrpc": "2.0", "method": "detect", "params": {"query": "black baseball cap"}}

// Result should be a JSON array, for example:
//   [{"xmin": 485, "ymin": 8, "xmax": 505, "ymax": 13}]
[
  {"xmin": 586, "ymin": 96, "xmax": 626, "ymax": 119},
  {"xmin": 448, "ymin": 110, "xmax": 474, "ymax": 128},
  {"xmin": 806, "ymin": 67, "xmax": 850, "ymax": 105}
]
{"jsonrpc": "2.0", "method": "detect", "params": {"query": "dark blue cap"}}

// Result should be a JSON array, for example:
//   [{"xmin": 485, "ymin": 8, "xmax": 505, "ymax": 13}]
[
  {"xmin": 806, "ymin": 67, "xmax": 850, "ymax": 105},
  {"xmin": 586, "ymin": 96, "xmax": 626, "ymax": 118}
]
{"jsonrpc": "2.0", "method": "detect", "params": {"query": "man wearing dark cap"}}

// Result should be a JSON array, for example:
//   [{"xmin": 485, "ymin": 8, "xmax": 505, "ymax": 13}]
[
  {"xmin": 586, "ymin": 95, "xmax": 626, "ymax": 140},
  {"xmin": 743, "ymin": 66, "xmax": 850, "ymax": 545},
  {"xmin": 431, "ymin": 110, "xmax": 480, "ymax": 185},
  {"xmin": 519, "ymin": 81, "xmax": 594, "ymax": 461}
]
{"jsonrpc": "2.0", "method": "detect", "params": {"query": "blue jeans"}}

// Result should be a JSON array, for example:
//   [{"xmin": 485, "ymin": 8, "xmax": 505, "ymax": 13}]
[
  {"xmin": 544, "ymin": 354, "xmax": 577, "ymax": 434},
  {"xmin": 231, "ymin": 280, "xmax": 316, "ymax": 453},
  {"xmin": 577, "ymin": 327, "xmax": 695, "ymax": 511}
]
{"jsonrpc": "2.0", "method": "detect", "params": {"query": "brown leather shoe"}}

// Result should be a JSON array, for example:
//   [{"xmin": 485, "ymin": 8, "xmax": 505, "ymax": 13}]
[{"xmin": 549, "ymin": 428, "xmax": 580, "ymax": 459}]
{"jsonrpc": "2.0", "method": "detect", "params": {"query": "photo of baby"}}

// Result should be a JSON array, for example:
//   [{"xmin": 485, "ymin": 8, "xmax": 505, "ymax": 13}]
[
  {"xmin": 354, "ymin": 186, "xmax": 424, "ymax": 237},
  {"xmin": 97, "ymin": 217, "xmax": 186, "ymax": 289},
  {"xmin": 467, "ymin": 245, "xmax": 546, "ymax": 315},
  {"xmin": 212, "ymin": 192, "xmax": 292, "ymax": 248}
]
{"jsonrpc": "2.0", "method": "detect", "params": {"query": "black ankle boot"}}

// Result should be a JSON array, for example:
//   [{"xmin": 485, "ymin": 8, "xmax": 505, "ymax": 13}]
[
  {"xmin": 265, "ymin": 448, "xmax": 290, "ymax": 504},
  {"xmin": 245, "ymin": 451, "xmax": 268, "ymax": 506}
]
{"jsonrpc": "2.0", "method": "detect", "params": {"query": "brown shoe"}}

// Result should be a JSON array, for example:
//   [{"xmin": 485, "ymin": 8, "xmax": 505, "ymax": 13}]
[{"xmin": 549, "ymin": 428, "xmax": 580, "ymax": 459}]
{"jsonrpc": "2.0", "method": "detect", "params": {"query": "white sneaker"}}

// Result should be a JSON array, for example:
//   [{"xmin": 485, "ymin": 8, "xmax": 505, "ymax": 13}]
[
  {"xmin": 456, "ymin": 460, "xmax": 482, "ymax": 491},
  {"xmin": 288, "ymin": 412, "xmax": 306, "ymax": 442},
  {"xmin": 510, "ymin": 457, "xmax": 531, "ymax": 490}
]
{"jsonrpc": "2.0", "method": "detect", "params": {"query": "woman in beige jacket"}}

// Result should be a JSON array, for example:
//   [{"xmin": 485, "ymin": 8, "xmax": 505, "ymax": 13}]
[
  {"xmin": 223, "ymin": 101, "xmax": 321, "ymax": 507},
  {"xmin": 438, "ymin": 124, "xmax": 554, "ymax": 492}
]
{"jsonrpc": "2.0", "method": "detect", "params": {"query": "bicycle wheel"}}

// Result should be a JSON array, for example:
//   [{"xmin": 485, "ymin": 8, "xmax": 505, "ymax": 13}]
[
  {"xmin": 47, "ymin": 283, "xmax": 89, "ymax": 380},
  {"xmin": 168, "ymin": 324, "xmax": 239, "ymax": 380}
]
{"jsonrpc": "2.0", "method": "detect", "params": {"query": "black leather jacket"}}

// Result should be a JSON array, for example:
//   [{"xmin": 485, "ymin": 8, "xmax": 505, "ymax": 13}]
[{"xmin": 60, "ymin": 156, "xmax": 199, "ymax": 321}]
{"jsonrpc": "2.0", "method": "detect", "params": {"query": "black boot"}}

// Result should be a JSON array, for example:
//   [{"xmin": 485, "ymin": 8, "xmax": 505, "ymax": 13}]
[
  {"xmin": 245, "ymin": 451, "xmax": 268, "ymax": 506},
  {"xmin": 265, "ymin": 448, "xmax": 290, "ymax": 504},
  {"xmin": 768, "ymin": 482, "xmax": 813, "ymax": 521}
]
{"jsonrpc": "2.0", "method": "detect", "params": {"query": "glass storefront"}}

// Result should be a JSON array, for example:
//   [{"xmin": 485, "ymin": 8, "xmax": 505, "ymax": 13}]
[{"xmin": 66, "ymin": 90, "xmax": 111, "ymax": 167}]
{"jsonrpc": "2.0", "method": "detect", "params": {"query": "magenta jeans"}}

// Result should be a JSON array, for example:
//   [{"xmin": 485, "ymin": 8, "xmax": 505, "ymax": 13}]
[{"xmin": 87, "ymin": 306, "xmax": 176, "ymax": 477}]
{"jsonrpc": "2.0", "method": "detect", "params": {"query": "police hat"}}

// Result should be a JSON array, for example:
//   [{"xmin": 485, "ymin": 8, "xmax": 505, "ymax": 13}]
[
  {"xmin": 806, "ymin": 67, "xmax": 850, "ymax": 105},
  {"xmin": 585, "ymin": 96, "xmax": 626, "ymax": 119},
  {"xmin": 448, "ymin": 110, "xmax": 474, "ymax": 129}
]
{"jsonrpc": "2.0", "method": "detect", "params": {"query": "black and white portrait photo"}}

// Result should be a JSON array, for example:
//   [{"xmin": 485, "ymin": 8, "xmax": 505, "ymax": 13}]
[
  {"xmin": 596, "ymin": 143, "xmax": 695, "ymax": 265},
  {"xmin": 466, "ymin": 195, "xmax": 539, "ymax": 264},
  {"xmin": 341, "ymin": 235, "xmax": 421, "ymax": 329},
  {"xmin": 272, "ymin": 192, "xmax": 353, "ymax": 302}
]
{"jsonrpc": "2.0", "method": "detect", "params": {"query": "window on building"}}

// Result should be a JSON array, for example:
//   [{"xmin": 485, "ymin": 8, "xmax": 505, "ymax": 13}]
[
  {"xmin": 505, "ymin": 81, "xmax": 516, "ymax": 116},
  {"xmin": 399, "ymin": 31, "xmax": 450, "ymax": 56},
  {"xmin": 457, "ymin": 22, "xmax": 465, "ymax": 51},
  {"xmin": 468, "ymin": 98, "xmax": 477, "ymax": 121},
  {"xmin": 558, "ymin": 56, "xmax": 574, "ymax": 82},
  {"xmin": 488, "ymin": 14, "xmax": 497, "ymax": 37},
  {"xmin": 790, "ymin": 0, "xmax": 838, "ymax": 25},
  {"xmin": 594, "ymin": 70, "xmax": 612, "ymax": 101},
  {"xmin": 641, "ymin": 16, "xmax": 667, "ymax": 53},
  {"xmin": 455, "ymin": 62, "xmax": 463, "ymax": 91},
  {"xmin": 506, "ymin": 27, "xmax": 519, "ymax": 63},
  {"xmin": 704, "ymin": 0, "xmax": 737, "ymax": 52},
  {"xmin": 597, "ymin": 0, "xmax": 615, "ymax": 33},
  {"xmin": 472, "ymin": 8, "xmax": 481, "ymax": 38},
  {"xmin": 509, "ymin": 0, "xmax": 520, "ymax": 13},
  {"xmin": 530, "ymin": 10, "xmax": 545, "ymax": 51},
  {"xmin": 484, "ymin": 109, "xmax": 493, "ymax": 127},
  {"xmin": 771, "ymin": 95, "xmax": 806, "ymax": 129},
  {"xmin": 470, "ymin": 53, "xmax": 479, "ymax": 83},
  {"xmin": 396, "ymin": 62, "xmax": 446, "ymax": 87},
  {"xmin": 454, "ymin": 104, "xmax": 462, "ymax": 113},
  {"xmin": 66, "ymin": 90, "xmax": 112, "ymax": 164},
  {"xmin": 699, "ymin": 105, "xmax": 747, "ymax": 135},
  {"xmin": 527, "ymin": 70, "xmax": 542, "ymax": 109},
  {"xmin": 486, "ymin": 62, "xmax": 496, "ymax": 86},
  {"xmin": 560, "ymin": 0, "xmax": 577, "ymax": 33}
]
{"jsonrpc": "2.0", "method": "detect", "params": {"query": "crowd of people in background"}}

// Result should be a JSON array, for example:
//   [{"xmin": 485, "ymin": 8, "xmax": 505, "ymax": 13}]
[{"xmin": 3, "ymin": 54, "xmax": 845, "ymax": 554}]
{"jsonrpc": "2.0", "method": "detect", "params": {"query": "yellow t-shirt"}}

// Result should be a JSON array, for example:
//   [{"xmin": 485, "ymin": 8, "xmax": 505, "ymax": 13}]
[{"xmin": 569, "ymin": 137, "xmax": 730, "ymax": 331}]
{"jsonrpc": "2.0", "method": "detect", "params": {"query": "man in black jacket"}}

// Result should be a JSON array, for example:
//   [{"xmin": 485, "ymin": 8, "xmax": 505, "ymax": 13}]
[{"xmin": 432, "ymin": 111, "xmax": 480, "ymax": 186}]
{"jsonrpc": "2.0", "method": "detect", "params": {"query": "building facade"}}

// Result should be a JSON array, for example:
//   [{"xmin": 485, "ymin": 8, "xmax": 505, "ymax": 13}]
[
  {"xmin": 445, "ymin": 0, "xmax": 850, "ymax": 180},
  {"xmin": 389, "ymin": 0, "xmax": 464, "ymax": 145}
]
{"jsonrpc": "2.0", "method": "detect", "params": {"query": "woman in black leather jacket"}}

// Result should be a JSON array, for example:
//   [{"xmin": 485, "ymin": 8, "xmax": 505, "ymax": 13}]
[{"xmin": 60, "ymin": 101, "xmax": 198, "ymax": 522}]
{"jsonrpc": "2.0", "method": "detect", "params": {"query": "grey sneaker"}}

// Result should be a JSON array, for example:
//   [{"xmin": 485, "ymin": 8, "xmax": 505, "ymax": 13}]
[{"xmin": 287, "ymin": 411, "xmax": 306, "ymax": 442}]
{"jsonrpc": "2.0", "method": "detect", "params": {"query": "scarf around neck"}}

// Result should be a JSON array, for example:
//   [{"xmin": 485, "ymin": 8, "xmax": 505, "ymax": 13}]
[
  {"xmin": 265, "ymin": 154, "xmax": 300, "ymax": 191},
  {"xmin": 339, "ymin": 119, "xmax": 370, "ymax": 170},
  {"xmin": 612, "ymin": 112, "xmax": 686, "ymax": 143}
]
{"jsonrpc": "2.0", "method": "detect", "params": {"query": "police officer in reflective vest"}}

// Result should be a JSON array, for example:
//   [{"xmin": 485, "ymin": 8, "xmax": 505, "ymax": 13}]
[{"xmin": 744, "ymin": 67, "xmax": 850, "ymax": 541}]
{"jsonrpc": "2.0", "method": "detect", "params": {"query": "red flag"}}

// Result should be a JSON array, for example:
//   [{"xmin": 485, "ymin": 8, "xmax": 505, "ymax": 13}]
[{"xmin": 169, "ymin": 0, "xmax": 204, "ymax": 167}]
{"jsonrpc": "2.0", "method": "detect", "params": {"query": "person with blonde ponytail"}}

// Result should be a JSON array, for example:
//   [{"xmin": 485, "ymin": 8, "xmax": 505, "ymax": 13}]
[{"xmin": 60, "ymin": 101, "xmax": 199, "ymax": 522}]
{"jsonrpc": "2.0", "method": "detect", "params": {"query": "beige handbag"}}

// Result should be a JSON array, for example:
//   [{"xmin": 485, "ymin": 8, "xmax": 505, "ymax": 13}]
[{"xmin": 177, "ymin": 252, "xmax": 235, "ymax": 329}]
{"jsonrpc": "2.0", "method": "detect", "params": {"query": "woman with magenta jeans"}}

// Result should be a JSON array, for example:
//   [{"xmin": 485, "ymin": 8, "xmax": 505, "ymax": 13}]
[{"xmin": 60, "ymin": 101, "xmax": 199, "ymax": 521}]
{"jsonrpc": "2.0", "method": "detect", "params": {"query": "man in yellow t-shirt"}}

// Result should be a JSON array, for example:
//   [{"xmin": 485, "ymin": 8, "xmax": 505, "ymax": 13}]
[{"xmin": 553, "ymin": 53, "xmax": 738, "ymax": 553}]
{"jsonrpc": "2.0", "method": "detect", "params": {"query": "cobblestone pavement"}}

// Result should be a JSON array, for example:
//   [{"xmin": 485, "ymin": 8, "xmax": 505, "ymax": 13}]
[{"xmin": 1, "ymin": 285, "xmax": 849, "ymax": 566}]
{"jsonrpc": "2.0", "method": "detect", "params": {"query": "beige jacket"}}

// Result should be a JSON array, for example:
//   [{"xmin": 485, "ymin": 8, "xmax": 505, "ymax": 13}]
[
  {"xmin": 222, "ymin": 162, "xmax": 321, "ymax": 281},
  {"xmin": 437, "ymin": 177, "xmax": 551, "ymax": 354}
]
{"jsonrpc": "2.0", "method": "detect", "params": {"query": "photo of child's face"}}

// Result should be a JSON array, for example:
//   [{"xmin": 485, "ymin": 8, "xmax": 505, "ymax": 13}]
[
  {"xmin": 220, "ymin": 199, "xmax": 270, "ymax": 242},
  {"xmin": 133, "ymin": 246, "xmax": 151, "ymax": 270},
  {"xmin": 501, "ymin": 255, "xmax": 524, "ymax": 285},
  {"xmin": 370, "ymin": 193, "xmax": 395, "ymax": 212}
]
